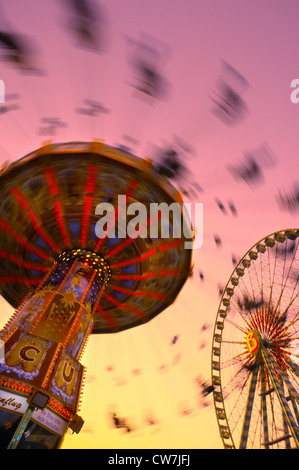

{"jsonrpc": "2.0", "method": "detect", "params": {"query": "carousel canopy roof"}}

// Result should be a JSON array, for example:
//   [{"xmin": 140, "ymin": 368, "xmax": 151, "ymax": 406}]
[{"xmin": 0, "ymin": 141, "xmax": 192, "ymax": 333}]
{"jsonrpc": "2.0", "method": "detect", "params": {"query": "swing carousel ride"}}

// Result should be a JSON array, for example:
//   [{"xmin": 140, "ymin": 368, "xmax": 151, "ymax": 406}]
[{"xmin": 0, "ymin": 0, "xmax": 298, "ymax": 450}]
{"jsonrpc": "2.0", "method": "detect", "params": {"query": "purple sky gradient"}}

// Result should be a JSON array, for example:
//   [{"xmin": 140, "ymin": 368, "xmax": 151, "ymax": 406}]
[{"xmin": 0, "ymin": 0, "xmax": 298, "ymax": 449}]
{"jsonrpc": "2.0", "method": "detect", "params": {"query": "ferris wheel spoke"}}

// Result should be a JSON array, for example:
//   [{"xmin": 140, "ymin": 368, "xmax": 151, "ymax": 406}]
[
  {"xmin": 273, "ymin": 239, "xmax": 299, "ymax": 313},
  {"xmin": 221, "ymin": 359, "xmax": 256, "ymax": 441},
  {"xmin": 272, "ymin": 241, "xmax": 287, "ymax": 305},
  {"xmin": 224, "ymin": 316, "xmax": 248, "ymax": 335},
  {"xmin": 289, "ymin": 394, "xmax": 299, "ymax": 425},
  {"xmin": 283, "ymin": 288, "xmax": 299, "ymax": 314},
  {"xmin": 260, "ymin": 364, "xmax": 270, "ymax": 448},
  {"xmin": 226, "ymin": 379, "xmax": 250, "ymax": 437},
  {"xmin": 221, "ymin": 340, "xmax": 245, "ymax": 345},
  {"xmin": 266, "ymin": 244, "xmax": 277, "ymax": 311},
  {"xmin": 281, "ymin": 295, "xmax": 299, "ymax": 329},
  {"xmin": 229, "ymin": 293, "xmax": 256, "ymax": 331},
  {"xmin": 222, "ymin": 358, "xmax": 256, "ymax": 414},
  {"xmin": 262, "ymin": 349, "xmax": 299, "ymax": 448},
  {"xmin": 267, "ymin": 388, "xmax": 279, "ymax": 444},
  {"xmin": 251, "ymin": 255, "xmax": 264, "ymax": 304},
  {"xmin": 268, "ymin": 351, "xmax": 299, "ymax": 404},
  {"xmin": 238, "ymin": 261, "xmax": 262, "ymax": 314},
  {"xmin": 220, "ymin": 349, "xmax": 248, "ymax": 372},
  {"xmin": 239, "ymin": 361, "xmax": 259, "ymax": 448}
]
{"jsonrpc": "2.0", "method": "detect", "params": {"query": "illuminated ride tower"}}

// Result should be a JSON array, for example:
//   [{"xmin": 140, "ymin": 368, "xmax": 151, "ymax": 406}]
[{"xmin": 0, "ymin": 141, "xmax": 193, "ymax": 448}]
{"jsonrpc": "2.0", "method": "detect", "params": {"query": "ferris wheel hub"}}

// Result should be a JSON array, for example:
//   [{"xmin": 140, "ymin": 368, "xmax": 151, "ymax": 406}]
[
  {"xmin": 260, "ymin": 331, "xmax": 271, "ymax": 346},
  {"xmin": 246, "ymin": 329, "xmax": 262, "ymax": 355}
]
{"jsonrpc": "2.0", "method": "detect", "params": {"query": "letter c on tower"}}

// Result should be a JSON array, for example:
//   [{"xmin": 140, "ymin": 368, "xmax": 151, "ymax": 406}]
[{"xmin": 20, "ymin": 345, "xmax": 41, "ymax": 362}]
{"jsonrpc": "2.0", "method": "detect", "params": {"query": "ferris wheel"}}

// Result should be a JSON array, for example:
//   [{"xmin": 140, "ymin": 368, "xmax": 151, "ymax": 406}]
[{"xmin": 212, "ymin": 229, "xmax": 299, "ymax": 449}]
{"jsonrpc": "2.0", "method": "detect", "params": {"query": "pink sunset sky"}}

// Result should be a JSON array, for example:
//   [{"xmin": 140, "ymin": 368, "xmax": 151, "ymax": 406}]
[{"xmin": 0, "ymin": 0, "xmax": 298, "ymax": 449}]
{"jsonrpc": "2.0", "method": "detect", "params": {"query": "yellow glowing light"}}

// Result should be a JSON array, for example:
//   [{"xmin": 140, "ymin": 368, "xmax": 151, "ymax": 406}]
[
  {"xmin": 246, "ymin": 330, "xmax": 260, "ymax": 355},
  {"xmin": 61, "ymin": 289, "xmax": 77, "ymax": 308}
]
